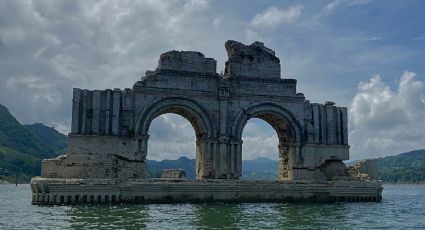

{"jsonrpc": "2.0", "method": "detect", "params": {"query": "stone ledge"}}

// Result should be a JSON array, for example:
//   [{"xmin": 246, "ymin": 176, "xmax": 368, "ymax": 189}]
[{"xmin": 31, "ymin": 177, "xmax": 383, "ymax": 205}]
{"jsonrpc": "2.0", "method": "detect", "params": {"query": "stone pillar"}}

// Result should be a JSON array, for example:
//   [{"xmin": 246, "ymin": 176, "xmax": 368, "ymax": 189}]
[
  {"xmin": 71, "ymin": 88, "xmax": 82, "ymax": 134},
  {"xmin": 278, "ymin": 143, "xmax": 290, "ymax": 179},
  {"xmin": 311, "ymin": 104, "xmax": 320, "ymax": 144},
  {"xmin": 112, "ymin": 89, "xmax": 121, "ymax": 135},
  {"xmin": 135, "ymin": 135, "xmax": 149, "ymax": 161},
  {"xmin": 132, "ymin": 135, "xmax": 149, "ymax": 178},
  {"xmin": 218, "ymin": 80, "xmax": 230, "ymax": 179},
  {"xmin": 326, "ymin": 104, "xmax": 336, "ymax": 144},
  {"xmin": 218, "ymin": 136, "xmax": 229, "ymax": 178},
  {"xmin": 341, "ymin": 107, "xmax": 348, "ymax": 145},
  {"xmin": 92, "ymin": 90, "xmax": 101, "ymax": 134},
  {"xmin": 229, "ymin": 140, "xmax": 242, "ymax": 179},
  {"xmin": 196, "ymin": 138, "xmax": 214, "ymax": 179},
  {"xmin": 105, "ymin": 89, "xmax": 112, "ymax": 135},
  {"xmin": 81, "ymin": 90, "xmax": 89, "ymax": 134}
]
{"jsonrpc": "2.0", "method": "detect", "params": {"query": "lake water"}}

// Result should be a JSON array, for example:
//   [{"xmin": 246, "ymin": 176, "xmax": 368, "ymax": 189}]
[{"xmin": 0, "ymin": 184, "xmax": 424, "ymax": 229}]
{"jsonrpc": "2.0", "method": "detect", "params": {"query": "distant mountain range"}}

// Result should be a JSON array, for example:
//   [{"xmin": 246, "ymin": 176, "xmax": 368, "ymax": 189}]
[
  {"xmin": 0, "ymin": 103, "xmax": 424, "ymax": 183},
  {"xmin": 148, "ymin": 150, "xmax": 425, "ymax": 182},
  {"xmin": 146, "ymin": 156, "xmax": 279, "ymax": 180},
  {"xmin": 0, "ymin": 104, "xmax": 68, "ymax": 182}
]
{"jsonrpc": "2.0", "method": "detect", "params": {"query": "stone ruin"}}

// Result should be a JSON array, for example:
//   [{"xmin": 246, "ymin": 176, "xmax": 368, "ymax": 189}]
[
  {"xmin": 31, "ymin": 40, "xmax": 383, "ymax": 204},
  {"xmin": 161, "ymin": 169, "xmax": 186, "ymax": 179},
  {"xmin": 41, "ymin": 40, "xmax": 351, "ymax": 181}
]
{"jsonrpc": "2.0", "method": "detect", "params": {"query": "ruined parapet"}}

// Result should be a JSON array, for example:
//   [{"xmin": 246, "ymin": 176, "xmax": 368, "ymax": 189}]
[
  {"xmin": 161, "ymin": 169, "xmax": 186, "ymax": 179},
  {"xmin": 348, "ymin": 159, "xmax": 379, "ymax": 181},
  {"xmin": 152, "ymin": 50, "xmax": 217, "ymax": 75},
  {"xmin": 308, "ymin": 102, "xmax": 348, "ymax": 145},
  {"xmin": 71, "ymin": 88, "xmax": 135, "ymax": 136},
  {"xmin": 224, "ymin": 40, "xmax": 280, "ymax": 79}
]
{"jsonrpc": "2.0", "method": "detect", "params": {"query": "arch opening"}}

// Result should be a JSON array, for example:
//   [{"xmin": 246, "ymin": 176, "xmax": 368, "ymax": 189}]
[
  {"xmin": 241, "ymin": 118, "xmax": 279, "ymax": 180},
  {"xmin": 137, "ymin": 98, "xmax": 215, "ymax": 179},
  {"xmin": 232, "ymin": 104, "xmax": 301, "ymax": 180},
  {"xmin": 147, "ymin": 113, "xmax": 196, "ymax": 179},
  {"xmin": 240, "ymin": 113, "xmax": 297, "ymax": 180}
]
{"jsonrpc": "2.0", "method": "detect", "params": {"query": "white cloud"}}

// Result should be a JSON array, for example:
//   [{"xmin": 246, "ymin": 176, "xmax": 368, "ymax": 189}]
[
  {"xmin": 242, "ymin": 119, "xmax": 279, "ymax": 160},
  {"xmin": 148, "ymin": 114, "xmax": 196, "ymax": 160},
  {"xmin": 349, "ymin": 71, "xmax": 425, "ymax": 159},
  {"xmin": 0, "ymin": 0, "xmax": 423, "ymax": 161},
  {"xmin": 321, "ymin": 0, "xmax": 371, "ymax": 16},
  {"xmin": 250, "ymin": 5, "xmax": 302, "ymax": 30},
  {"xmin": 0, "ymin": 0, "xmax": 245, "ymax": 133}
]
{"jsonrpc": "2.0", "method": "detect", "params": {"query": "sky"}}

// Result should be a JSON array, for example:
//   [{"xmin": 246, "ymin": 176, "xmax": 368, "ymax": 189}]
[{"xmin": 0, "ymin": 0, "xmax": 424, "ymax": 161}]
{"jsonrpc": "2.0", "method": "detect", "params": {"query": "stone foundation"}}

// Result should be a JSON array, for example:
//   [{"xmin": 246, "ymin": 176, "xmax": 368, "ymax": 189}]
[{"xmin": 31, "ymin": 178, "xmax": 383, "ymax": 205}]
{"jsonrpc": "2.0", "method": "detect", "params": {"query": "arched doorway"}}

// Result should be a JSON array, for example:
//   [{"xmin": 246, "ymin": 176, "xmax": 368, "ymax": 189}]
[
  {"xmin": 136, "ymin": 98, "xmax": 215, "ymax": 179},
  {"xmin": 147, "ymin": 113, "xmax": 197, "ymax": 178},
  {"xmin": 241, "ymin": 118, "xmax": 279, "ymax": 180},
  {"xmin": 232, "ymin": 103, "xmax": 301, "ymax": 180}
]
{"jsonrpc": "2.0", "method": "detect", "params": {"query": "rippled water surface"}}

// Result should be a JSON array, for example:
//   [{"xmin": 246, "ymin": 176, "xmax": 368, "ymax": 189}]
[{"xmin": 1, "ymin": 184, "xmax": 424, "ymax": 229}]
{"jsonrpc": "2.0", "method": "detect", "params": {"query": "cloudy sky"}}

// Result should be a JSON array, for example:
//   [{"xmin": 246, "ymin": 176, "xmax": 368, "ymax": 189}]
[{"xmin": 1, "ymin": 0, "xmax": 424, "ymax": 160}]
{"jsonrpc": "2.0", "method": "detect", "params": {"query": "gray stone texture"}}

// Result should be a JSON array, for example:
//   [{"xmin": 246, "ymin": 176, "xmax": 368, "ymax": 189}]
[{"xmin": 43, "ymin": 40, "xmax": 351, "ymax": 181}]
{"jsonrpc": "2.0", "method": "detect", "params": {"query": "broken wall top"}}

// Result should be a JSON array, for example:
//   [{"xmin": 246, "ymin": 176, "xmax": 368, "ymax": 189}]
[
  {"xmin": 224, "ymin": 40, "xmax": 281, "ymax": 79},
  {"xmin": 152, "ymin": 50, "xmax": 217, "ymax": 75}
]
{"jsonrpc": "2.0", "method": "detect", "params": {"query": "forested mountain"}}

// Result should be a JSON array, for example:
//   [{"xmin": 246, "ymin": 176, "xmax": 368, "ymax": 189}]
[
  {"xmin": 378, "ymin": 149, "xmax": 425, "ymax": 183},
  {"xmin": 146, "ymin": 156, "xmax": 279, "ymax": 180},
  {"xmin": 0, "ymin": 104, "xmax": 67, "ymax": 182},
  {"xmin": 148, "ymin": 151, "xmax": 425, "ymax": 183}
]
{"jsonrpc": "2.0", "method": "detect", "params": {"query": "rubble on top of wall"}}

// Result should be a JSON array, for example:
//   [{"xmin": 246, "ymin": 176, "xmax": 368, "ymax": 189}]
[
  {"xmin": 347, "ymin": 159, "xmax": 379, "ymax": 181},
  {"xmin": 224, "ymin": 40, "xmax": 281, "ymax": 79},
  {"xmin": 161, "ymin": 169, "xmax": 187, "ymax": 179},
  {"xmin": 146, "ymin": 50, "xmax": 217, "ymax": 75}
]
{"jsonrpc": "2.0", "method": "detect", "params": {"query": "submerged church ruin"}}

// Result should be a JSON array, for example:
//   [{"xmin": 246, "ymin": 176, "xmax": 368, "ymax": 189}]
[{"xmin": 31, "ymin": 40, "xmax": 382, "ymax": 204}]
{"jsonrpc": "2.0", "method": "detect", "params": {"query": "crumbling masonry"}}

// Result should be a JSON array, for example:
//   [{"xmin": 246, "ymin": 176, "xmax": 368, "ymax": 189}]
[{"xmin": 31, "ymin": 40, "xmax": 382, "ymax": 204}]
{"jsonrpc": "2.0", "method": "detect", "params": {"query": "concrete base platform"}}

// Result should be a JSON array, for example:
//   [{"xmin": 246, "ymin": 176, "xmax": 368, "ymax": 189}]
[{"xmin": 30, "ymin": 177, "xmax": 383, "ymax": 205}]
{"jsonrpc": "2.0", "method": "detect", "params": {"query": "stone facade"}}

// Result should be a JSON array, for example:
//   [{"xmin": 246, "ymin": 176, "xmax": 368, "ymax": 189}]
[{"xmin": 41, "ymin": 40, "xmax": 351, "ymax": 181}]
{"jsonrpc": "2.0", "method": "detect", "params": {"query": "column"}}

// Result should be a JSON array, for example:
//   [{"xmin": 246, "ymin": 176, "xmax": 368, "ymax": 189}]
[
  {"xmin": 92, "ymin": 90, "xmax": 101, "ymax": 134},
  {"xmin": 71, "ymin": 88, "xmax": 82, "ymax": 134},
  {"xmin": 112, "ymin": 89, "xmax": 121, "ymax": 135}
]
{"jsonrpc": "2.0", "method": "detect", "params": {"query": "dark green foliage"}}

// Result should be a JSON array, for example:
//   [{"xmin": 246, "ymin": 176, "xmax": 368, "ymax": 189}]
[
  {"xmin": 25, "ymin": 123, "xmax": 68, "ymax": 155},
  {"xmin": 0, "ymin": 104, "xmax": 54, "ymax": 159},
  {"xmin": 0, "ymin": 104, "xmax": 68, "ymax": 182},
  {"xmin": 377, "ymin": 149, "xmax": 425, "ymax": 183}
]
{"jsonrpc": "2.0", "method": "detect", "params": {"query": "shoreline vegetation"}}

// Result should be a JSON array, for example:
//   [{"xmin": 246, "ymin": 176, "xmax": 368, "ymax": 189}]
[{"xmin": 1, "ymin": 103, "xmax": 424, "ymax": 184}]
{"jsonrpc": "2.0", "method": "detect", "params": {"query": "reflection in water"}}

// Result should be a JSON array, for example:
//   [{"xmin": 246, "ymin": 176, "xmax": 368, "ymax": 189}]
[
  {"xmin": 195, "ymin": 203, "xmax": 242, "ymax": 229},
  {"xmin": 67, "ymin": 205, "xmax": 149, "ymax": 229},
  {"xmin": 278, "ymin": 203, "xmax": 349, "ymax": 229},
  {"xmin": 2, "ymin": 184, "xmax": 425, "ymax": 229}
]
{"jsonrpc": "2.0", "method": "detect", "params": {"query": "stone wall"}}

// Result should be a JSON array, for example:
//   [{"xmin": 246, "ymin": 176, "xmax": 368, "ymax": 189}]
[
  {"xmin": 156, "ymin": 51, "xmax": 216, "ymax": 74},
  {"xmin": 43, "ymin": 40, "xmax": 351, "ymax": 182},
  {"xmin": 224, "ymin": 40, "xmax": 280, "ymax": 79}
]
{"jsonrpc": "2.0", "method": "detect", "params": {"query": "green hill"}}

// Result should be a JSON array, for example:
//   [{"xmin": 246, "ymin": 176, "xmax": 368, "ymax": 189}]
[
  {"xmin": 0, "ymin": 104, "xmax": 67, "ymax": 183},
  {"xmin": 145, "ymin": 151, "xmax": 425, "ymax": 183},
  {"xmin": 25, "ymin": 123, "xmax": 68, "ymax": 155},
  {"xmin": 377, "ymin": 149, "xmax": 425, "ymax": 183}
]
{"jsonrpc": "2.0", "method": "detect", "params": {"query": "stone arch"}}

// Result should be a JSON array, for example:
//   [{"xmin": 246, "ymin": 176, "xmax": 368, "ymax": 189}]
[
  {"xmin": 136, "ymin": 97, "xmax": 215, "ymax": 139},
  {"xmin": 231, "ymin": 103, "xmax": 302, "ymax": 180},
  {"xmin": 135, "ymin": 97, "xmax": 216, "ymax": 179},
  {"xmin": 231, "ymin": 103, "xmax": 301, "ymax": 142}
]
